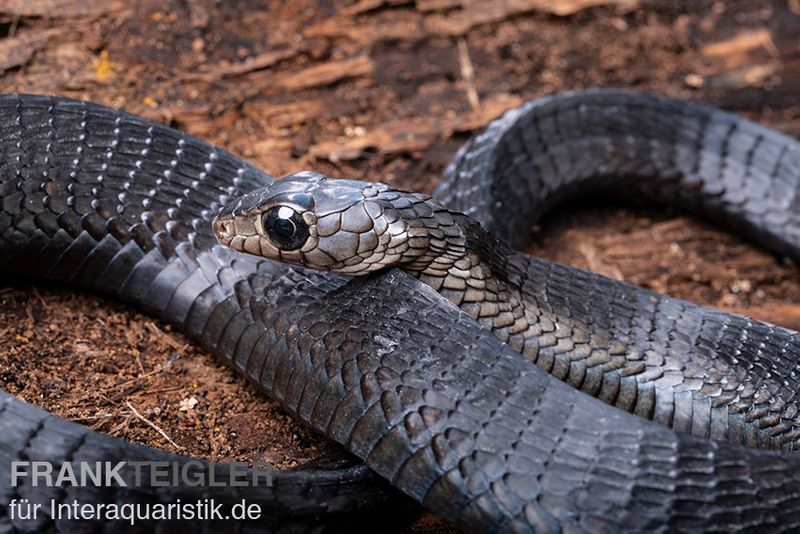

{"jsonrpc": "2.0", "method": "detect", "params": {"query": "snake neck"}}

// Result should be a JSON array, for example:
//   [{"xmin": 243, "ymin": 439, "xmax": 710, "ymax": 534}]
[
  {"xmin": 407, "ymin": 211, "xmax": 626, "ymax": 369},
  {"xmin": 408, "ymin": 205, "xmax": 800, "ymax": 452},
  {"xmin": 407, "ymin": 211, "xmax": 538, "ymax": 358}
]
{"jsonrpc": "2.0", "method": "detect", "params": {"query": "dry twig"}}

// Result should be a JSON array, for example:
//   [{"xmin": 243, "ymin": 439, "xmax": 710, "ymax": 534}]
[
  {"xmin": 125, "ymin": 401, "xmax": 180, "ymax": 450},
  {"xmin": 457, "ymin": 37, "xmax": 480, "ymax": 113}
]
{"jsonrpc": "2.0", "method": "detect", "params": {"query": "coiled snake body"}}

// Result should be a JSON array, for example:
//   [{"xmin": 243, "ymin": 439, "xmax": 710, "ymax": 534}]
[{"xmin": 3, "ymin": 90, "xmax": 800, "ymax": 532}]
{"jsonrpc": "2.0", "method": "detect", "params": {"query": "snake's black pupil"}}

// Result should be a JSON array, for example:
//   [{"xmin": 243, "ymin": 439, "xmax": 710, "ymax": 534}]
[
  {"xmin": 273, "ymin": 218, "xmax": 295, "ymax": 240},
  {"xmin": 263, "ymin": 206, "xmax": 309, "ymax": 251}
]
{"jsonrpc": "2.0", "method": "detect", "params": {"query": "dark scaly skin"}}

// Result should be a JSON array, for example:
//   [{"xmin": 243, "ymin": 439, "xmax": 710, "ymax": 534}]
[
  {"xmin": 0, "ymin": 94, "xmax": 414, "ymax": 532},
  {"xmin": 438, "ymin": 90, "xmax": 800, "ymax": 449},
  {"xmin": 217, "ymin": 167, "xmax": 800, "ymax": 449},
  {"xmin": 4, "ymin": 91, "xmax": 800, "ymax": 532}
]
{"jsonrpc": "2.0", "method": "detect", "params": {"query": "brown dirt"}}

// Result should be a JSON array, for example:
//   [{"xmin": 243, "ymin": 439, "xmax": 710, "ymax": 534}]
[
  {"xmin": 0, "ymin": 285, "xmax": 340, "ymax": 470},
  {"xmin": 2, "ymin": 0, "xmax": 800, "ymax": 530}
]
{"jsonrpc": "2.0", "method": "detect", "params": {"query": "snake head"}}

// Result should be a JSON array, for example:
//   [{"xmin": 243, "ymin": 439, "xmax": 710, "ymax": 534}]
[{"xmin": 213, "ymin": 171, "xmax": 463, "ymax": 275}]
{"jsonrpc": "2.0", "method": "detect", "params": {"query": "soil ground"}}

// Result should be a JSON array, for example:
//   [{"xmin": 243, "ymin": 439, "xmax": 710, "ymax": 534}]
[{"xmin": 2, "ymin": 0, "xmax": 800, "ymax": 530}]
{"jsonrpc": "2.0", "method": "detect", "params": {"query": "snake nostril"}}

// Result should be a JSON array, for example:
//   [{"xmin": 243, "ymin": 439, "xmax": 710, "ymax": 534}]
[{"xmin": 213, "ymin": 218, "xmax": 233, "ymax": 239}]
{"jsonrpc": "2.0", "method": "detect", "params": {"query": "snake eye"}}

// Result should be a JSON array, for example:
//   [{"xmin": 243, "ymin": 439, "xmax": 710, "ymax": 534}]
[{"xmin": 262, "ymin": 206, "xmax": 309, "ymax": 251}]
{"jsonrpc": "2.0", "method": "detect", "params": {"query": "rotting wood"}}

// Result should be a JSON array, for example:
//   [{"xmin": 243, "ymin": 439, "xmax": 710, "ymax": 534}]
[
  {"xmin": 0, "ymin": 0, "xmax": 124, "ymax": 17},
  {"xmin": 701, "ymin": 29, "xmax": 780, "ymax": 65},
  {"xmin": 182, "ymin": 48, "xmax": 302, "ymax": 81},
  {"xmin": 243, "ymin": 98, "xmax": 362, "ymax": 129},
  {"xmin": 274, "ymin": 55, "xmax": 374, "ymax": 91},
  {"xmin": 304, "ymin": 15, "xmax": 427, "ymax": 44},
  {"xmin": 341, "ymin": 0, "xmax": 413, "ymax": 16},
  {"xmin": 423, "ymin": 0, "xmax": 639, "ymax": 36},
  {"xmin": 699, "ymin": 29, "xmax": 782, "ymax": 89},
  {"xmin": 309, "ymin": 94, "xmax": 521, "ymax": 161},
  {"xmin": 415, "ymin": 0, "xmax": 463, "ymax": 11},
  {"xmin": 313, "ymin": 0, "xmax": 638, "ymax": 42},
  {"xmin": 0, "ymin": 29, "xmax": 58, "ymax": 73},
  {"xmin": 706, "ymin": 63, "xmax": 779, "ymax": 90},
  {"xmin": 421, "ymin": 0, "xmax": 635, "ymax": 16}
]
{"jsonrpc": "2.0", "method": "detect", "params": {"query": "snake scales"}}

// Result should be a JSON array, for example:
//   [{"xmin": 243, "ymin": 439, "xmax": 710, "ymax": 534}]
[{"xmin": 2, "ymin": 90, "xmax": 800, "ymax": 532}]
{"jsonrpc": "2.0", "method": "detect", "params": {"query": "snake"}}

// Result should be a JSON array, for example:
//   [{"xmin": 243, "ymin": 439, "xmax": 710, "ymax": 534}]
[{"xmin": 3, "ymin": 89, "xmax": 800, "ymax": 532}]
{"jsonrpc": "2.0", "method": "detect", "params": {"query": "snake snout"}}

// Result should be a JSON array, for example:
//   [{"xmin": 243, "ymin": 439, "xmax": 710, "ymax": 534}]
[{"xmin": 212, "ymin": 216, "xmax": 235, "ymax": 244}]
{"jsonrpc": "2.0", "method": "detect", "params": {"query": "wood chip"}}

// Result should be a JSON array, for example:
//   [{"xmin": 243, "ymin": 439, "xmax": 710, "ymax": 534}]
[
  {"xmin": 304, "ymin": 14, "xmax": 426, "ymax": 43},
  {"xmin": 0, "ymin": 29, "xmax": 58, "ymax": 73},
  {"xmin": 0, "ymin": 0, "xmax": 124, "ymax": 17},
  {"xmin": 309, "ymin": 93, "xmax": 521, "ymax": 161},
  {"xmin": 544, "ymin": 0, "xmax": 638, "ymax": 16},
  {"xmin": 416, "ymin": 0, "xmax": 463, "ymax": 11},
  {"xmin": 707, "ymin": 64, "xmax": 779, "ymax": 90},
  {"xmin": 424, "ymin": 0, "xmax": 639, "ymax": 36},
  {"xmin": 275, "ymin": 56, "xmax": 373, "ymax": 91},
  {"xmin": 185, "ymin": 48, "xmax": 301, "ymax": 81},
  {"xmin": 314, "ymin": 0, "xmax": 638, "ymax": 42},
  {"xmin": 416, "ymin": 0, "xmax": 638, "ymax": 13},
  {"xmin": 701, "ymin": 29, "xmax": 777, "ymax": 60},
  {"xmin": 243, "ymin": 98, "xmax": 360, "ymax": 128},
  {"xmin": 341, "ymin": 0, "xmax": 412, "ymax": 15},
  {"xmin": 697, "ymin": 30, "xmax": 782, "ymax": 90}
]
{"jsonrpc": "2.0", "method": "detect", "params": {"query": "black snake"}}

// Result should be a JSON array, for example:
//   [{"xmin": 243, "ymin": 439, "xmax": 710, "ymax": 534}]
[{"xmin": 2, "ymin": 90, "xmax": 800, "ymax": 532}]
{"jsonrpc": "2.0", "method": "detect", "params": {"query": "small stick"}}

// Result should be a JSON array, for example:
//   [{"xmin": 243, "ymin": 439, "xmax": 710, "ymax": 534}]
[
  {"xmin": 134, "ymin": 349, "xmax": 146, "ymax": 375},
  {"xmin": 145, "ymin": 321, "xmax": 183, "ymax": 350},
  {"xmin": 31, "ymin": 286, "xmax": 49, "ymax": 311},
  {"xmin": 100, "ymin": 367, "xmax": 164, "ymax": 392},
  {"xmin": 133, "ymin": 385, "xmax": 185, "ymax": 396},
  {"xmin": 458, "ymin": 37, "xmax": 480, "ymax": 113},
  {"xmin": 71, "ymin": 412, "xmax": 116, "ymax": 422},
  {"xmin": 125, "ymin": 401, "xmax": 180, "ymax": 451}
]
